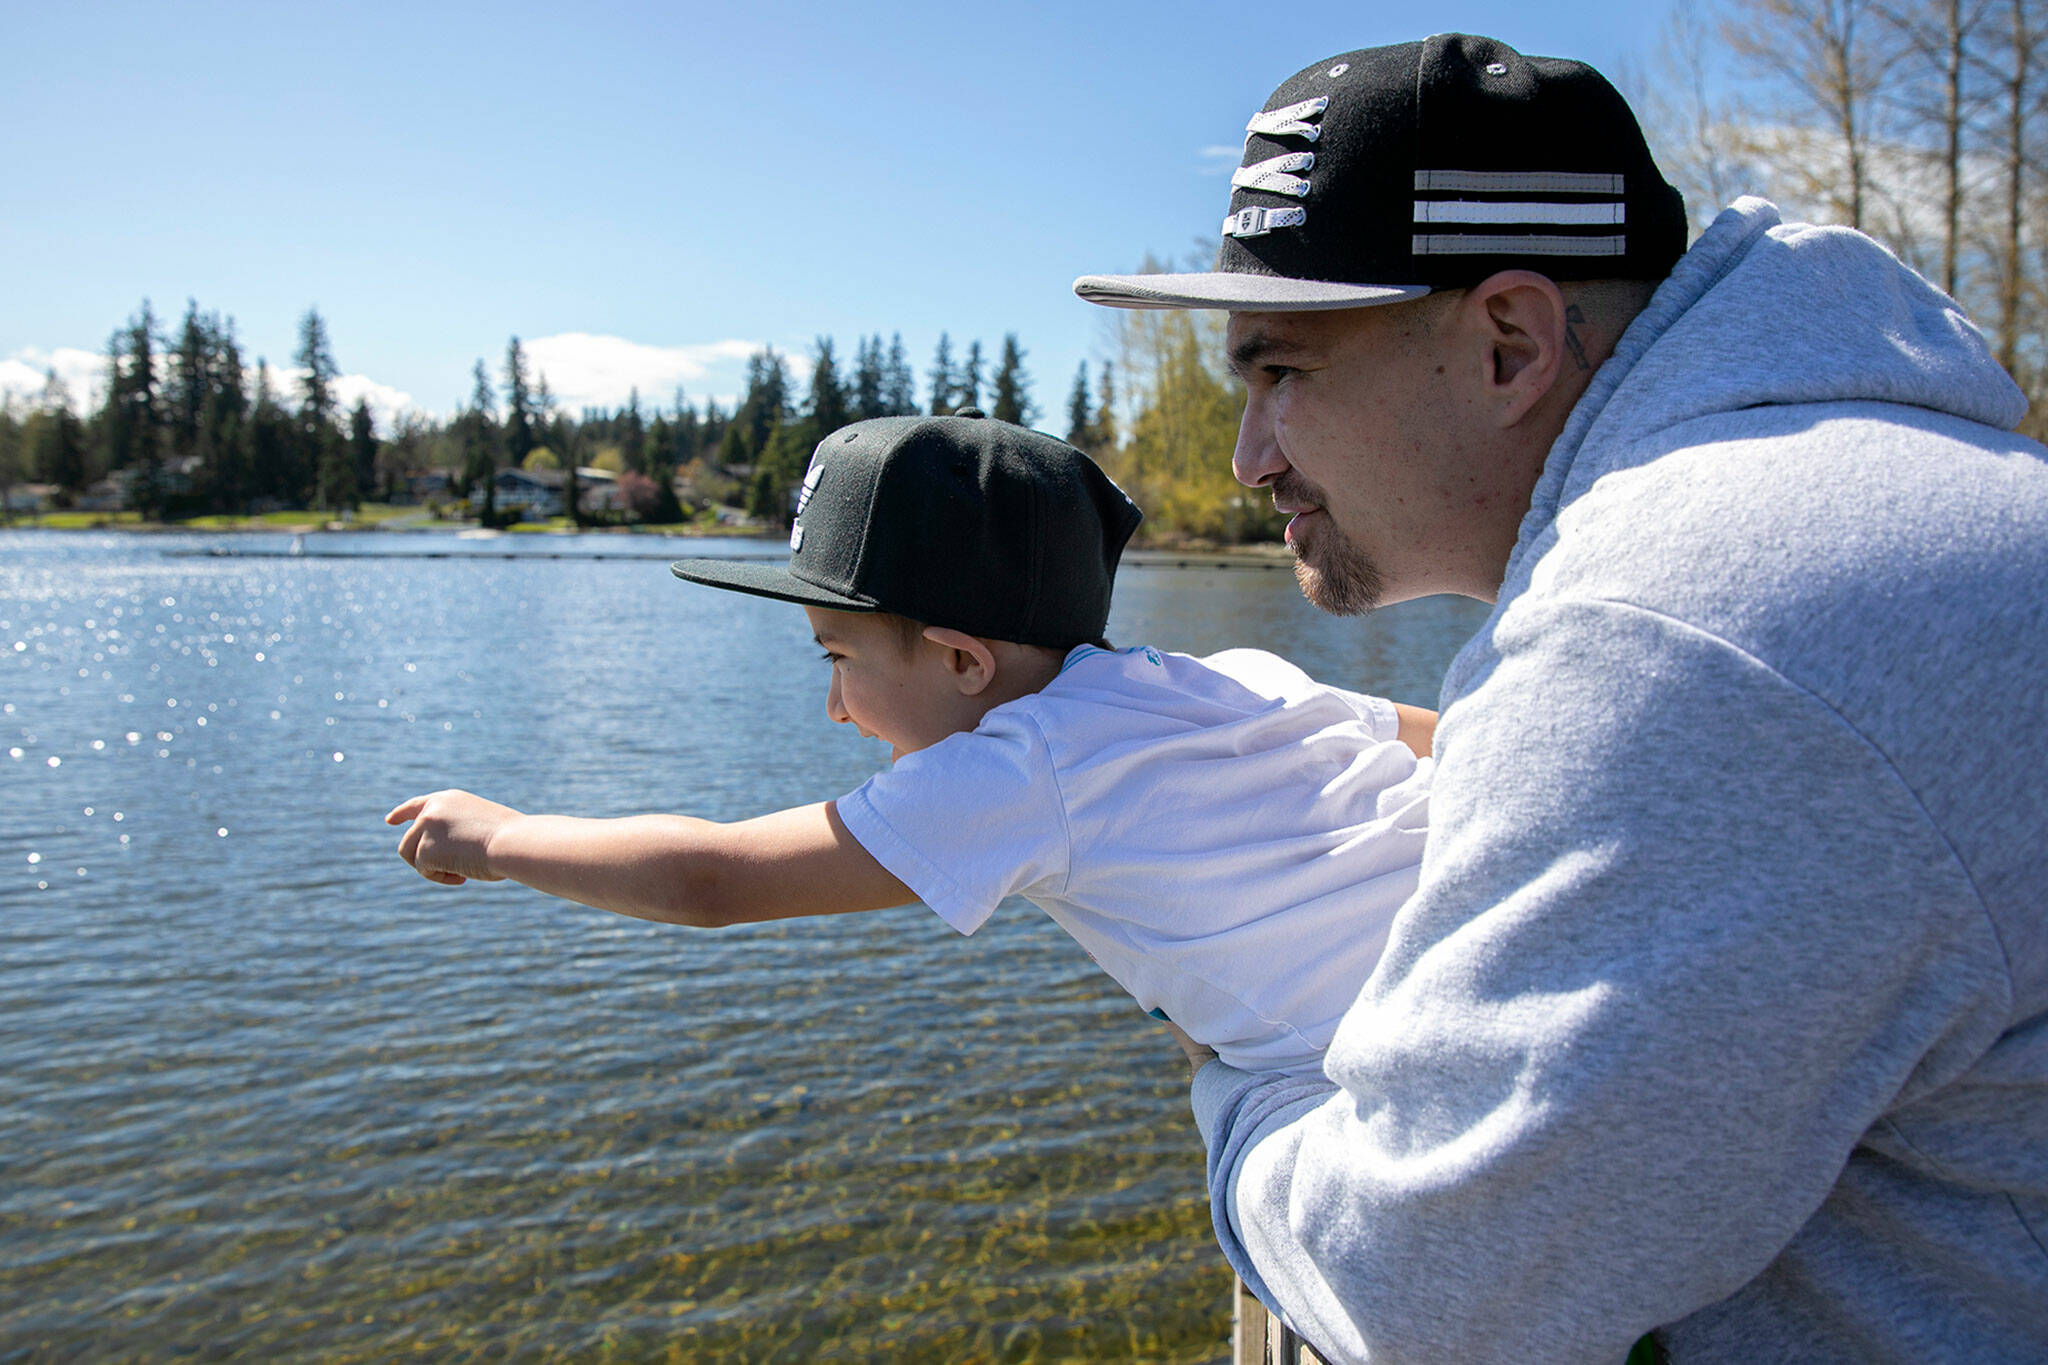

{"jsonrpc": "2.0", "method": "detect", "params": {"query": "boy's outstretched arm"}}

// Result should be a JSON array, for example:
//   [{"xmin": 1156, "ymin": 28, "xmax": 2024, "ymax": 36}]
[
  {"xmin": 1392, "ymin": 703, "xmax": 1437, "ymax": 758},
  {"xmin": 385, "ymin": 790, "xmax": 914, "ymax": 928}
]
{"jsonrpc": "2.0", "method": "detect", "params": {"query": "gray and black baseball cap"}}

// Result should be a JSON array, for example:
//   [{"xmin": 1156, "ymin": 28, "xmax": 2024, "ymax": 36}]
[
  {"xmin": 1075, "ymin": 33, "xmax": 1686, "ymax": 311},
  {"xmin": 671, "ymin": 413, "xmax": 1142, "ymax": 649}
]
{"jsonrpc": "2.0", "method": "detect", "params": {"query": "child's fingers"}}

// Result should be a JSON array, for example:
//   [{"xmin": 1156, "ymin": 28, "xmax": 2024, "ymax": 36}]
[
  {"xmin": 423, "ymin": 869, "xmax": 466, "ymax": 885},
  {"xmin": 385, "ymin": 795, "xmax": 428, "ymax": 825},
  {"xmin": 397, "ymin": 816, "xmax": 426, "ymax": 867}
]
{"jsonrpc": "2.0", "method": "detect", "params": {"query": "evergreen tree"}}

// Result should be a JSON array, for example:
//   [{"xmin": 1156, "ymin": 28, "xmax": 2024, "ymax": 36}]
[
  {"xmin": 745, "ymin": 464, "xmax": 780, "ymax": 522},
  {"xmin": 503, "ymin": 337, "xmax": 536, "ymax": 471},
  {"xmin": 753, "ymin": 421, "xmax": 815, "ymax": 526},
  {"xmin": 700, "ymin": 398, "xmax": 729, "ymax": 463},
  {"xmin": 348, "ymin": 399, "xmax": 378, "ymax": 502},
  {"xmin": 204, "ymin": 318, "xmax": 249, "ymax": 513},
  {"xmin": 883, "ymin": 332, "xmax": 917, "ymax": 415},
  {"xmin": 538, "ymin": 376, "xmax": 582, "ymax": 526},
  {"xmin": 619, "ymin": 388, "xmax": 647, "ymax": 474},
  {"xmin": 166, "ymin": 301, "xmax": 209, "ymax": 472},
  {"xmin": 727, "ymin": 346, "xmax": 803, "ymax": 521},
  {"xmin": 458, "ymin": 358, "xmax": 500, "ymax": 524},
  {"xmin": 30, "ymin": 371, "xmax": 89, "ymax": 497},
  {"xmin": 102, "ymin": 302, "xmax": 165, "ymax": 515},
  {"xmin": 669, "ymin": 388, "xmax": 700, "ymax": 466},
  {"xmin": 646, "ymin": 412, "xmax": 673, "ymax": 474},
  {"xmin": 385, "ymin": 412, "xmax": 428, "ymax": 505},
  {"xmin": 990, "ymin": 333, "xmax": 1033, "ymax": 426},
  {"xmin": 0, "ymin": 408, "xmax": 21, "ymax": 522},
  {"xmin": 159, "ymin": 300, "xmax": 250, "ymax": 516},
  {"xmin": 959, "ymin": 339, "xmax": 984, "ymax": 410},
  {"xmin": 738, "ymin": 348, "xmax": 789, "ymax": 454},
  {"xmin": 852, "ymin": 335, "xmax": 885, "ymax": 420},
  {"xmin": 297, "ymin": 309, "xmax": 350, "ymax": 511},
  {"xmin": 247, "ymin": 363, "xmax": 293, "ymax": 507},
  {"xmin": 927, "ymin": 332, "xmax": 956, "ymax": 414},
  {"xmin": 1066, "ymin": 361, "xmax": 1094, "ymax": 450},
  {"xmin": 0, "ymin": 406, "xmax": 17, "ymax": 508},
  {"xmin": 717, "ymin": 421, "xmax": 754, "ymax": 472},
  {"xmin": 808, "ymin": 336, "xmax": 849, "ymax": 434}
]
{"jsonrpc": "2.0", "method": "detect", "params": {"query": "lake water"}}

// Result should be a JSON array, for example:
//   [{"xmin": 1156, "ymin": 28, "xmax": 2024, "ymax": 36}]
[{"xmin": 0, "ymin": 530, "xmax": 1488, "ymax": 1363}]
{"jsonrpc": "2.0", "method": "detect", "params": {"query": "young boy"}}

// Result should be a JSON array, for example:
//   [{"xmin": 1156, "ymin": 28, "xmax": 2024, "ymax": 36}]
[{"xmin": 388, "ymin": 412, "xmax": 1433, "ymax": 1075}]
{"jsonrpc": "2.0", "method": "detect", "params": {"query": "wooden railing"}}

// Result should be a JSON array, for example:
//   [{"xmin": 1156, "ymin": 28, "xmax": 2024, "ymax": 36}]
[{"xmin": 1233, "ymin": 1277, "xmax": 1328, "ymax": 1365}]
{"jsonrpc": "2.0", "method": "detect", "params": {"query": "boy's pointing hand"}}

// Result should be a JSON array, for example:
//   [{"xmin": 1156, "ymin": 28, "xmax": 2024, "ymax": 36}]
[{"xmin": 386, "ymin": 789, "xmax": 522, "ymax": 886}]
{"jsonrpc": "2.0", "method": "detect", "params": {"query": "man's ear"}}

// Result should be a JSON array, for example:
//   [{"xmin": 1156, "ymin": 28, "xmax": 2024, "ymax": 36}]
[
  {"xmin": 1465, "ymin": 270, "xmax": 1570, "ymax": 427},
  {"xmin": 921, "ymin": 627, "xmax": 997, "ymax": 696}
]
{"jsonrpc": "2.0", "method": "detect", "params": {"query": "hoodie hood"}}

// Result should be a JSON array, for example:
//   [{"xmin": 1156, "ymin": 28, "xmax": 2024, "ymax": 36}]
[{"xmin": 1521, "ymin": 198, "xmax": 2027, "ymax": 550}]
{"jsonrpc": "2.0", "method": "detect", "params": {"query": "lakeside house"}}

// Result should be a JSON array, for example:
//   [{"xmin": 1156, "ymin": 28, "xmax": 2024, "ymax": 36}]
[
  {"xmin": 464, "ymin": 465, "xmax": 628, "ymax": 520},
  {"xmin": 488, "ymin": 466, "xmax": 567, "ymax": 518},
  {"xmin": 5, "ymin": 483, "xmax": 60, "ymax": 515}
]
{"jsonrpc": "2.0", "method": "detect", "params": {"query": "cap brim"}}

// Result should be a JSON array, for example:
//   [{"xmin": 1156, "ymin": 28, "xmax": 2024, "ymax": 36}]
[
  {"xmin": 670, "ymin": 558, "xmax": 879, "ymax": 613},
  {"xmin": 1074, "ymin": 271, "xmax": 1431, "ymax": 311}
]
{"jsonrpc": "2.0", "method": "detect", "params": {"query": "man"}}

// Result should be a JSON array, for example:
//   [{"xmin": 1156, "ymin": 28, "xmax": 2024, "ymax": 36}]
[{"xmin": 1075, "ymin": 33, "xmax": 2048, "ymax": 1363}]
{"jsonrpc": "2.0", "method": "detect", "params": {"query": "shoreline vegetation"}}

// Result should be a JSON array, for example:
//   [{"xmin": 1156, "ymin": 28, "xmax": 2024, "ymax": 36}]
[{"xmin": 0, "ymin": 506, "xmax": 1294, "ymax": 559}]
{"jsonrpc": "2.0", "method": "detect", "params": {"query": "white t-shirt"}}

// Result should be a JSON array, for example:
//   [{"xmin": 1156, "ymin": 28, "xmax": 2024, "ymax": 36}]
[{"xmin": 835, "ymin": 645, "xmax": 1432, "ymax": 1074}]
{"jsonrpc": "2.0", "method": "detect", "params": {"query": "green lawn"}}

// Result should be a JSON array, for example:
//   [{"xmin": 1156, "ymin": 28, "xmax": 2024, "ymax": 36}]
[
  {"xmin": 14, "ymin": 510, "xmax": 149, "ymax": 530},
  {"xmin": 13, "ymin": 504, "xmax": 424, "ymax": 532}
]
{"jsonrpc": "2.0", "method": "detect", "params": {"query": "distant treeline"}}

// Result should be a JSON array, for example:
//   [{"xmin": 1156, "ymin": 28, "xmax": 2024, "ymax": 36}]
[
  {"xmin": 0, "ymin": 296, "xmax": 1279, "ymax": 542},
  {"xmin": 0, "ymin": 303, "xmax": 1047, "ymax": 529}
]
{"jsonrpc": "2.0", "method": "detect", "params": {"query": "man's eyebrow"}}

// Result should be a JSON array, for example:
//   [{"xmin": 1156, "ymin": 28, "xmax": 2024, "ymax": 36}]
[{"xmin": 1226, "ymin": 331, "xmax": 1294, "ymax": 377}]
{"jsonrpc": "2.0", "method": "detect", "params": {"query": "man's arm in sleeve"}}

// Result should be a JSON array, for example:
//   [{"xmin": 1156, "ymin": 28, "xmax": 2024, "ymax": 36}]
[{"xmin": 1196, "ymin": 597, "xmax": 2012, "ymax": 1364}]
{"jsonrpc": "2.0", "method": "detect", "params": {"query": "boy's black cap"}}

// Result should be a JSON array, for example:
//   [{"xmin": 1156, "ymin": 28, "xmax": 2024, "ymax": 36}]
[
  {"xmin": 1075, "ymin": 33, "xmax": 1686, "ymax": 311},
  {"xmin": 671, "ymin": 413, "xmax": 1142, "ymax": 649}
]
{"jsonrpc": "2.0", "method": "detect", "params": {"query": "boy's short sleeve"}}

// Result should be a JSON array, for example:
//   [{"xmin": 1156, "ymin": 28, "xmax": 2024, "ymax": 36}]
[{"xmin": 834, "ymin": 709, "xmax": 1069, "ymax": 934}]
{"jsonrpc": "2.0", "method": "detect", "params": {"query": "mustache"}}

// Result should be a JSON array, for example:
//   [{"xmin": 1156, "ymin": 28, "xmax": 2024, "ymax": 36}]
[{"xmin": 1269, "ymin": 470, "xmax": 1329, "ymax": 509}]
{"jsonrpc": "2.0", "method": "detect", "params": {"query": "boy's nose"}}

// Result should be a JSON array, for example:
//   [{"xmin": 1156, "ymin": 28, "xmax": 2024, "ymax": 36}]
[{"xmin": 825, "ymin": 674, "xmax": 850, "ymax": 725}]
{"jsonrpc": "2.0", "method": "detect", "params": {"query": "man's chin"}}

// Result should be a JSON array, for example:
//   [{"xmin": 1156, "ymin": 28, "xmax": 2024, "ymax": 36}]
[{"xmin": 1292, "ymin": 549, "xmax": 1384, "ymax": 617}]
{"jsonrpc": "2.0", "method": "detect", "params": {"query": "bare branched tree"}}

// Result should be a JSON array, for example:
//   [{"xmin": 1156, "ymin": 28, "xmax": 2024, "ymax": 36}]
[
  {"xmin": 1968, "ymin": 0, "xmax": 2048, "ymax": 375},
  {"xmin": 1631, "ymin": 6, "xmax": 1761, "ymax": 233},
  {"xmin": 1656, "ymin": 0, "xmax": 2048, "ymax": 427},
  {"xmin": 1875, "ymin": 0, "xmax": 1998, "ymax": 292},
  {"xmin": 1724, "ymin": 0, "xmax": 1906, "ymax": 228}
]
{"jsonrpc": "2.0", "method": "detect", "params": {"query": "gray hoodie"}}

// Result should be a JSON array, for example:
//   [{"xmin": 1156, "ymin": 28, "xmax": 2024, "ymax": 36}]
[{"xmin": 1193, "ymin": 198, "xmax": 2048, "ymax": 1363}]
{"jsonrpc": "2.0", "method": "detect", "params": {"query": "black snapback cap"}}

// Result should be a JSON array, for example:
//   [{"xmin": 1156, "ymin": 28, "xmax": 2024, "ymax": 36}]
[
  {"xmin": 1075, "ymin": 33, "xmax": 1686, "ymax": 311},
  {"xmin": 671, "ymin": 413, "xmax": 1143, "ymax": 649}
]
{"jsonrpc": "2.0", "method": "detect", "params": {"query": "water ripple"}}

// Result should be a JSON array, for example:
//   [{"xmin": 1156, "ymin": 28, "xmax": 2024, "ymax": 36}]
[{"xmin": 0, "ymin": 530, "xmax": 1487, "ymax": 1361}]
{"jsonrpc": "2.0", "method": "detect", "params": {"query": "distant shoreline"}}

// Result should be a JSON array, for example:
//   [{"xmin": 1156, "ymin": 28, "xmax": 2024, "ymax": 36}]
[{"xmin": 0, "ymin": 514, "xmax": 1291, "ymax": 559}]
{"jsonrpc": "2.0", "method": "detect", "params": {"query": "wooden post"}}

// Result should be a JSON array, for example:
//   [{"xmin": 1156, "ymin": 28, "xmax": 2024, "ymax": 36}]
[{"xmin": 1232, "ymin": 1276, "xmax": 1327, "ymax": 1364}]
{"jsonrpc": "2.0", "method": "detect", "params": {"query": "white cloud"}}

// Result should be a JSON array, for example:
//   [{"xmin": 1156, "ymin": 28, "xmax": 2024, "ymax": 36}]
[
  {"xmin": 264, "ymin": 366, "xmax": 420, "ymax": 432},
  {"xmin": 523, "ymin": 333, "xmax": 770, "ymax": 413},
  {"xmin": 1199, "ymin": 145, "xmax": 1243, "ymax": 175},
  {"xmin": 331, "ymin": 374, "xmax": 417, "ymax": 430},
  {"xmin": 0, "ymin": 347, "xmax": 106, "ymax": 412}
]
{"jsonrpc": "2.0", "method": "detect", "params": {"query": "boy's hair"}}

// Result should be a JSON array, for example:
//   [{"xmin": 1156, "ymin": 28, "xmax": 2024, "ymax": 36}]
[
  {"xmin": 671, "ymin": 414, "xmax": 1142, "ymax": 649},
  {"xmin": 880, "ymin": 611, "xmax": 1112, "ymax": 656}
]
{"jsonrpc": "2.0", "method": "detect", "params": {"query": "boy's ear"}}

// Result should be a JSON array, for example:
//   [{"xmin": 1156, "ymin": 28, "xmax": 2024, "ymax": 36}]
[{"xmin": 920, "ymin": 627, "xmax": 997, "ymax": 696}]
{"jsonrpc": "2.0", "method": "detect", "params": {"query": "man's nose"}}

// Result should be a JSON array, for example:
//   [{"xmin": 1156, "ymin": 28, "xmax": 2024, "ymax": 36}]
[{"xmin": 1231, "ymin": 393, "xmax": 1284, "ymax": 488}]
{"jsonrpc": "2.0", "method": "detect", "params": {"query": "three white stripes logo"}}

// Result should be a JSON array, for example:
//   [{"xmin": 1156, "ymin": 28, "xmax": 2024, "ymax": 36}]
[{"xmin": 1412, "ymin": 170, "xmax": 1628, "ymax": 257}]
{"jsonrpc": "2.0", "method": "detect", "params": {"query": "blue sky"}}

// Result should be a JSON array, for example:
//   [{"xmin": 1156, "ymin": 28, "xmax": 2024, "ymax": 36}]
[{"xmin": 2, "ymin": 0, "xmax": 1674, "ymax": 426}]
